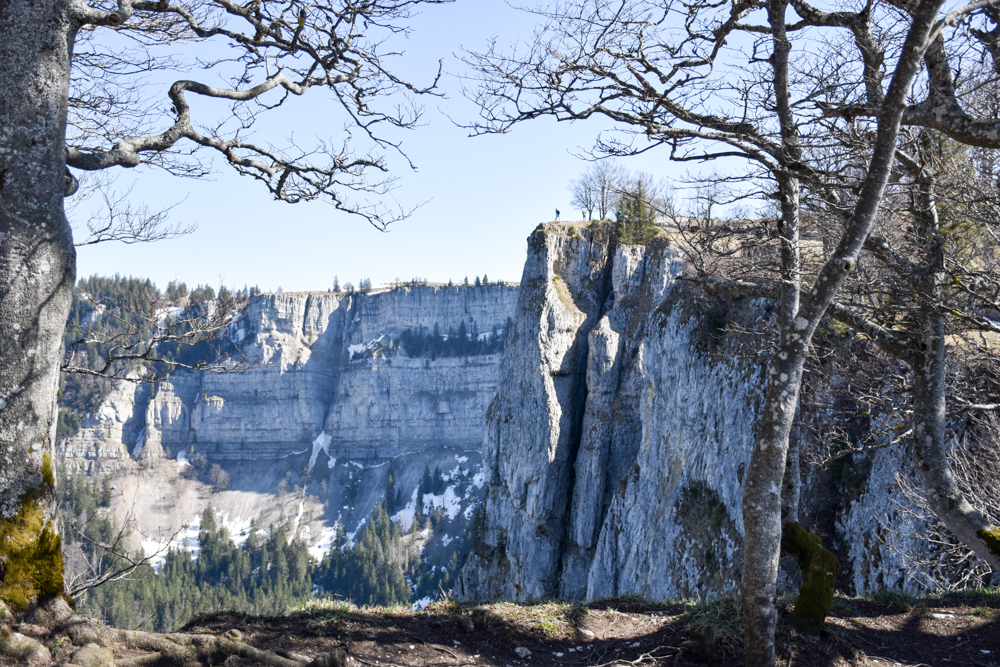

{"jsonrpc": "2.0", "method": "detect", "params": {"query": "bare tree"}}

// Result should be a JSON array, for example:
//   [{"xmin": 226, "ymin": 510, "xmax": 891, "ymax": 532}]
[
  {"xmin": 0, "ymin": 0, "xmax": 451, "ymax": 625},
  {"xmin": 569, "ymin": 169, "xmax": 598, "ymax": 220},
  {"xmin": 569, "ymin": 160, "xmax": 627, "ymax": 220},
  {"xmin": 462, "ymin": 1, "xmax": 1000, "ymax": 664}
]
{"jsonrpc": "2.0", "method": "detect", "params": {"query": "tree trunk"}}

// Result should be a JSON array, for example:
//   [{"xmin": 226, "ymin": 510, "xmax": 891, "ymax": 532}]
[
  {"xmin": 909, "ymin": 170, "xmax": 1000, "ymax": 570},
  {"xmin": 0, "ymin": 0, "xmax": 77, "ymax": 607}
]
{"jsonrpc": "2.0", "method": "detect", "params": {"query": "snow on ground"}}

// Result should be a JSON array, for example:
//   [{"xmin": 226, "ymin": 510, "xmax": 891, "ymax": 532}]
[
  {"xmin": 291, "ymin": 498, "xmax": 306, "ymax": 542},
  {"xmin": 220, "ymin": 513, "xmax": 254, "ymax": 549},
  {"xmin": 441, "ymin": 534, "xmax": 453, "ymax": 547},
  {"xmin": 154, "ymin": 306, "xmax": 186, "ymax": 325},
  {"xmin": 411, "ymin": 596, "xmax": 434, "ymax": 611},
  {"xmin": 472, "ymin": 471, "xmax": 484, "ymax": 488},
  {"xmin": 308, "ymin": 525, "xmax": 339, "ymax": 562},
  {"xmin": 392, "ymin": 488, "xmax": 419, "ymax": 532},
  {"xmin": 455, "ymin": 456, "xmax": 468, "ymax": 464},
  {"xmin": 348, "ymin": 334, "xmax": 385, "ymax": 356},
  {"xmin": 176, "ymin": 450, "xmax": 189, "ymax": 467},
  {"xmin": 421, "ymin": 486, "xmax": 463, "ymax": 521},
  {"xmin": 346, "ymin": 518, "xmax": 366, "ymax": 546},
  {"xmin": 142, "ymin": 516, "xmax": 202, "ymax": 570},
  {"xmin": 308, "ymin": 431, "xmax": 332, "ymax": 471}
]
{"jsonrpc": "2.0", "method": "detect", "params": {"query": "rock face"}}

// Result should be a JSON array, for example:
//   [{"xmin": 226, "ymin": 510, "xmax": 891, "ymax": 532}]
[
  {"xmin": 60, "ymin": 223, "xmax": 979, "ymax": 602},
  {"xmin": 57, "ymin": 284, "xmax": 516, "ymax": 573},
  {"xmin": 60, "ymin": 285, "xmax": 516, "ymax": 468},
  {"xmin": 456, "ymin": 221, "xmax": 965, "ymax": 602},
  {"xmin": 455, "ymin": 223, "xmax": 758, "ymax": 600}
]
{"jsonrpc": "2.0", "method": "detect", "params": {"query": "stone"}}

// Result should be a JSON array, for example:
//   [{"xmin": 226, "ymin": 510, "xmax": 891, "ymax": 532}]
[
  {"xmin": 514, "ymin": 647, "xmax": 531, "ymax": 658},
  {"xmin": 56, "ymin": 284, "xmax": 517, "ymax": 582},
  {"xmin": 0, "ymin": 627, "xmax": 51, "ymax": 664},
  {"xmin": 456, "ymin": 221, "xmax": 954, "ymax": 603},
  {"xmin": 69, "ymin": 643, "xmax": 114, "ymax": 667}
]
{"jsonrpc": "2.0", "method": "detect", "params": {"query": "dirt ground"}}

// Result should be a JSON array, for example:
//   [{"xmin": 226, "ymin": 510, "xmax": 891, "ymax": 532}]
[{"xmin": 159, "ymin": 592, "xmax": 999, "ymax": 667}]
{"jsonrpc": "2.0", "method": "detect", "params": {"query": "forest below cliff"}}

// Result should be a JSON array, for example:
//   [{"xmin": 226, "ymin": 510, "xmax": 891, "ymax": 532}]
[{"xmin": 59, "ymin": 467, "xmax": 472, "ymax": 632}]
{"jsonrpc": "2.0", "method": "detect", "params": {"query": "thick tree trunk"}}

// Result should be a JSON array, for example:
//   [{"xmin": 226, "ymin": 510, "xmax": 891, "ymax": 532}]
[
  {"xmin": 741, "ymin": 0, "xmax": 943, "ymax": 663},
  {"xmin": 0, "ymin": 0, "xmax": 76, "ymax": 607},
  {"xmin": 742, "ymin": 0, "xmax": 804, "ymax": 663}
]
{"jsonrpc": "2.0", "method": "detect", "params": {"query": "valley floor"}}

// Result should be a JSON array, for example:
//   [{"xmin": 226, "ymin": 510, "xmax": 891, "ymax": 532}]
[{"xmin": 119, "ymin": 592, "xmax": 999, "ymax": 667}]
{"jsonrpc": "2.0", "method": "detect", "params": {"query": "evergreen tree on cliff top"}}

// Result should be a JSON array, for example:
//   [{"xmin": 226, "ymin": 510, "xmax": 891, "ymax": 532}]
[{"xmin": 0, "ymin": 0, "xmax": 451, "ymax": 614}]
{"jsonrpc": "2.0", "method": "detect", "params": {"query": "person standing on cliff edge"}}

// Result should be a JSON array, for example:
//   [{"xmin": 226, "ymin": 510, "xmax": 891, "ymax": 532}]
[{"xmin": 555, "ymin": 209, "xmax": 560, "ymax": 221}]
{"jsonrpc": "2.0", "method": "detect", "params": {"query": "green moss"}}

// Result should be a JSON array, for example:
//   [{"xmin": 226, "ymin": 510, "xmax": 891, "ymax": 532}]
[
  {"xmin": 781, "ymin": 522, "xmax": 841, "ymax": 634},
  {"xmin": 0, "ymin": 452, "xmax": 66, "ymax": 611},
  {"xmin": 977, "ymin": 526, "xmax": 1000, "ymax": 557}
]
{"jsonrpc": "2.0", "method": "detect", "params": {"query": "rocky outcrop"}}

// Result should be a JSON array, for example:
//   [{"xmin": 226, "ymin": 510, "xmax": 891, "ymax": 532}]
[
  {"xmin": 456, "ymin": 221, "xmax": 967, "ymax": 602},
  {"xmin": 455, "ymin": 222, "xmax": 760, "ymax": 600}
]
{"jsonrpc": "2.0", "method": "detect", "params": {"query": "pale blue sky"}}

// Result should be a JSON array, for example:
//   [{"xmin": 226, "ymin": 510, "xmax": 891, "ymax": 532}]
[{"xmin": 74, "ymin": 0, "xmax": 691, "ymax": 292}]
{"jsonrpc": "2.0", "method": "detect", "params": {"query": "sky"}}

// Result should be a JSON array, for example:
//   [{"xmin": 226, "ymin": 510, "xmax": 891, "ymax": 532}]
[{"xmin": 73, "ymin": 0, "xmax": 694, "ymax": 293}]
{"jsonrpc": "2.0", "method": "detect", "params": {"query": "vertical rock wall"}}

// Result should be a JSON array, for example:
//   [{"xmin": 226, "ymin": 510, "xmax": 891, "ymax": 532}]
[
  {"xmin": 59, "ymin": 285, "xmax": 518, "ymax": 467},
  {"xmin": 455, "ymin": 222, "xmax": 763, "ymax": 600},
  {"xmin": 456, "ymin": 221, "xmax": 959, "ymax": 602}
]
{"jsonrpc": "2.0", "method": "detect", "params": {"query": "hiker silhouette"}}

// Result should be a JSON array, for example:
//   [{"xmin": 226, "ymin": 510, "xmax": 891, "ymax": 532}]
[{"xmin": 555, "ymin": 209, "xmax": 560, "ymax": 221}]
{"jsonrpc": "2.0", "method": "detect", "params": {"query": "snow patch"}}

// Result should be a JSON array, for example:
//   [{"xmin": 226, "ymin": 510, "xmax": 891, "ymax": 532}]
[
  {"xmin": 412, "ymin": 596, "xmax": 434, "ymax": 611},
  {"xmin": 392, "ymin": 488, "xmax": 419, "ymax": 531},
  {"xmin": 220, "ymin": 513, "xmax": 253, "ymax": 549},
  {"xmin": 176, "ymin": 450, "xmax": 190, "ymax": 467},
  {"xmin": 308, "ymin": 431, "xmax": 332, "ymax": 471},
  {"xmin": 309, "ymin": 525, "xmax": 340, "ymax": 562},
  {"xmin": 416, "ymin": 486, "xmax": 465, "ymax": 522},
  {"xmin": 142, "ymin": 515, "xmax": 201, "ymax": 570},
  {"xmin": 348, "ymin": 334, "xmax": 385, "ymax": 357}
]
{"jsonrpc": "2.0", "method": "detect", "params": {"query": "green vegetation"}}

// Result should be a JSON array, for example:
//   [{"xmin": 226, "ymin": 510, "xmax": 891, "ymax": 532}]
[
  {"xmin": 0, "ymin": 454, "xmax": 65, "ymax": 611},
  {"xmin": 59, "ymin": 474, "xmax": 474, "ymax": 631},
  {"xmin": 614, "ymin": 176, "xmax": 660, "ymax": 245},
  {"xmin": 315, "ymin": 504, "xmax": 414, "ymax": 607},
  {"xmin": 977, "ymin": 526, "xmax": 1000, "ymax": 557},
  {"xmin": 780, "ymin": 522, "xmax": 842, "ymax": 634},
  {"xmin": 59, "ymin": 275, "xmax": 256, "ymax": 439},
  {"xmin": 389, "ymin": 318, "xmax": 512, "ymax": 360}
]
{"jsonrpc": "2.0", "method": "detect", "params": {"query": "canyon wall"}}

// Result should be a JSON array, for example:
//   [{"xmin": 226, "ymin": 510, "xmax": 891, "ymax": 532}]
[{"xmin": 59, "ymin": 223, "xmax": 981, "ymax": 602}]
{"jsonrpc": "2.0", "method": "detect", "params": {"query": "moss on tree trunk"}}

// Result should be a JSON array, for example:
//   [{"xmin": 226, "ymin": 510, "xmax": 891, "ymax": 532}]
[
  {"xmin": 0, "ymin": 453, "xmax": 65, "ymax": 611},
  {"xmin": 780, "ymin": 521, "xmax": 840, "ymax": 634}
]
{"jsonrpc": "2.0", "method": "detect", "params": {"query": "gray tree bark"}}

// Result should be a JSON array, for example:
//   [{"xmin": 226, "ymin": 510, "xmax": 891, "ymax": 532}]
[
  {"xmin": 0, "ymin": 0, "xmax": 76, "ymax": 525},
  {"xmin": 741, "ymin": 0, "xmax": 944, "ymax": 663}
]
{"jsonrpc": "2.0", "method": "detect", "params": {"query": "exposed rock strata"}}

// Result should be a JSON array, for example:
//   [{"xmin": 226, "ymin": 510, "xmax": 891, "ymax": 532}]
[
  {"xmin": 59, "ymin": 285, "xmax": 516, "ymax": 468},
  {"xmin": 455, "ymin": 223, "xmax": 759, "ymax": 600},
  {"xmin": 56, "ymin": 285, "xmax": 515, "ymax": 564}
]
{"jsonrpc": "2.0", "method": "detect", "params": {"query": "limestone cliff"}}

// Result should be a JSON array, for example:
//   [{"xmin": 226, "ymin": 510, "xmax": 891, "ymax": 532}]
[
  {"xmin": 455, "ymin": 221, "xmax": 969, "ymax": 602},
  {"xmin": 57, "ymin": 284, "xmax": 516, "ymax": 583}
]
